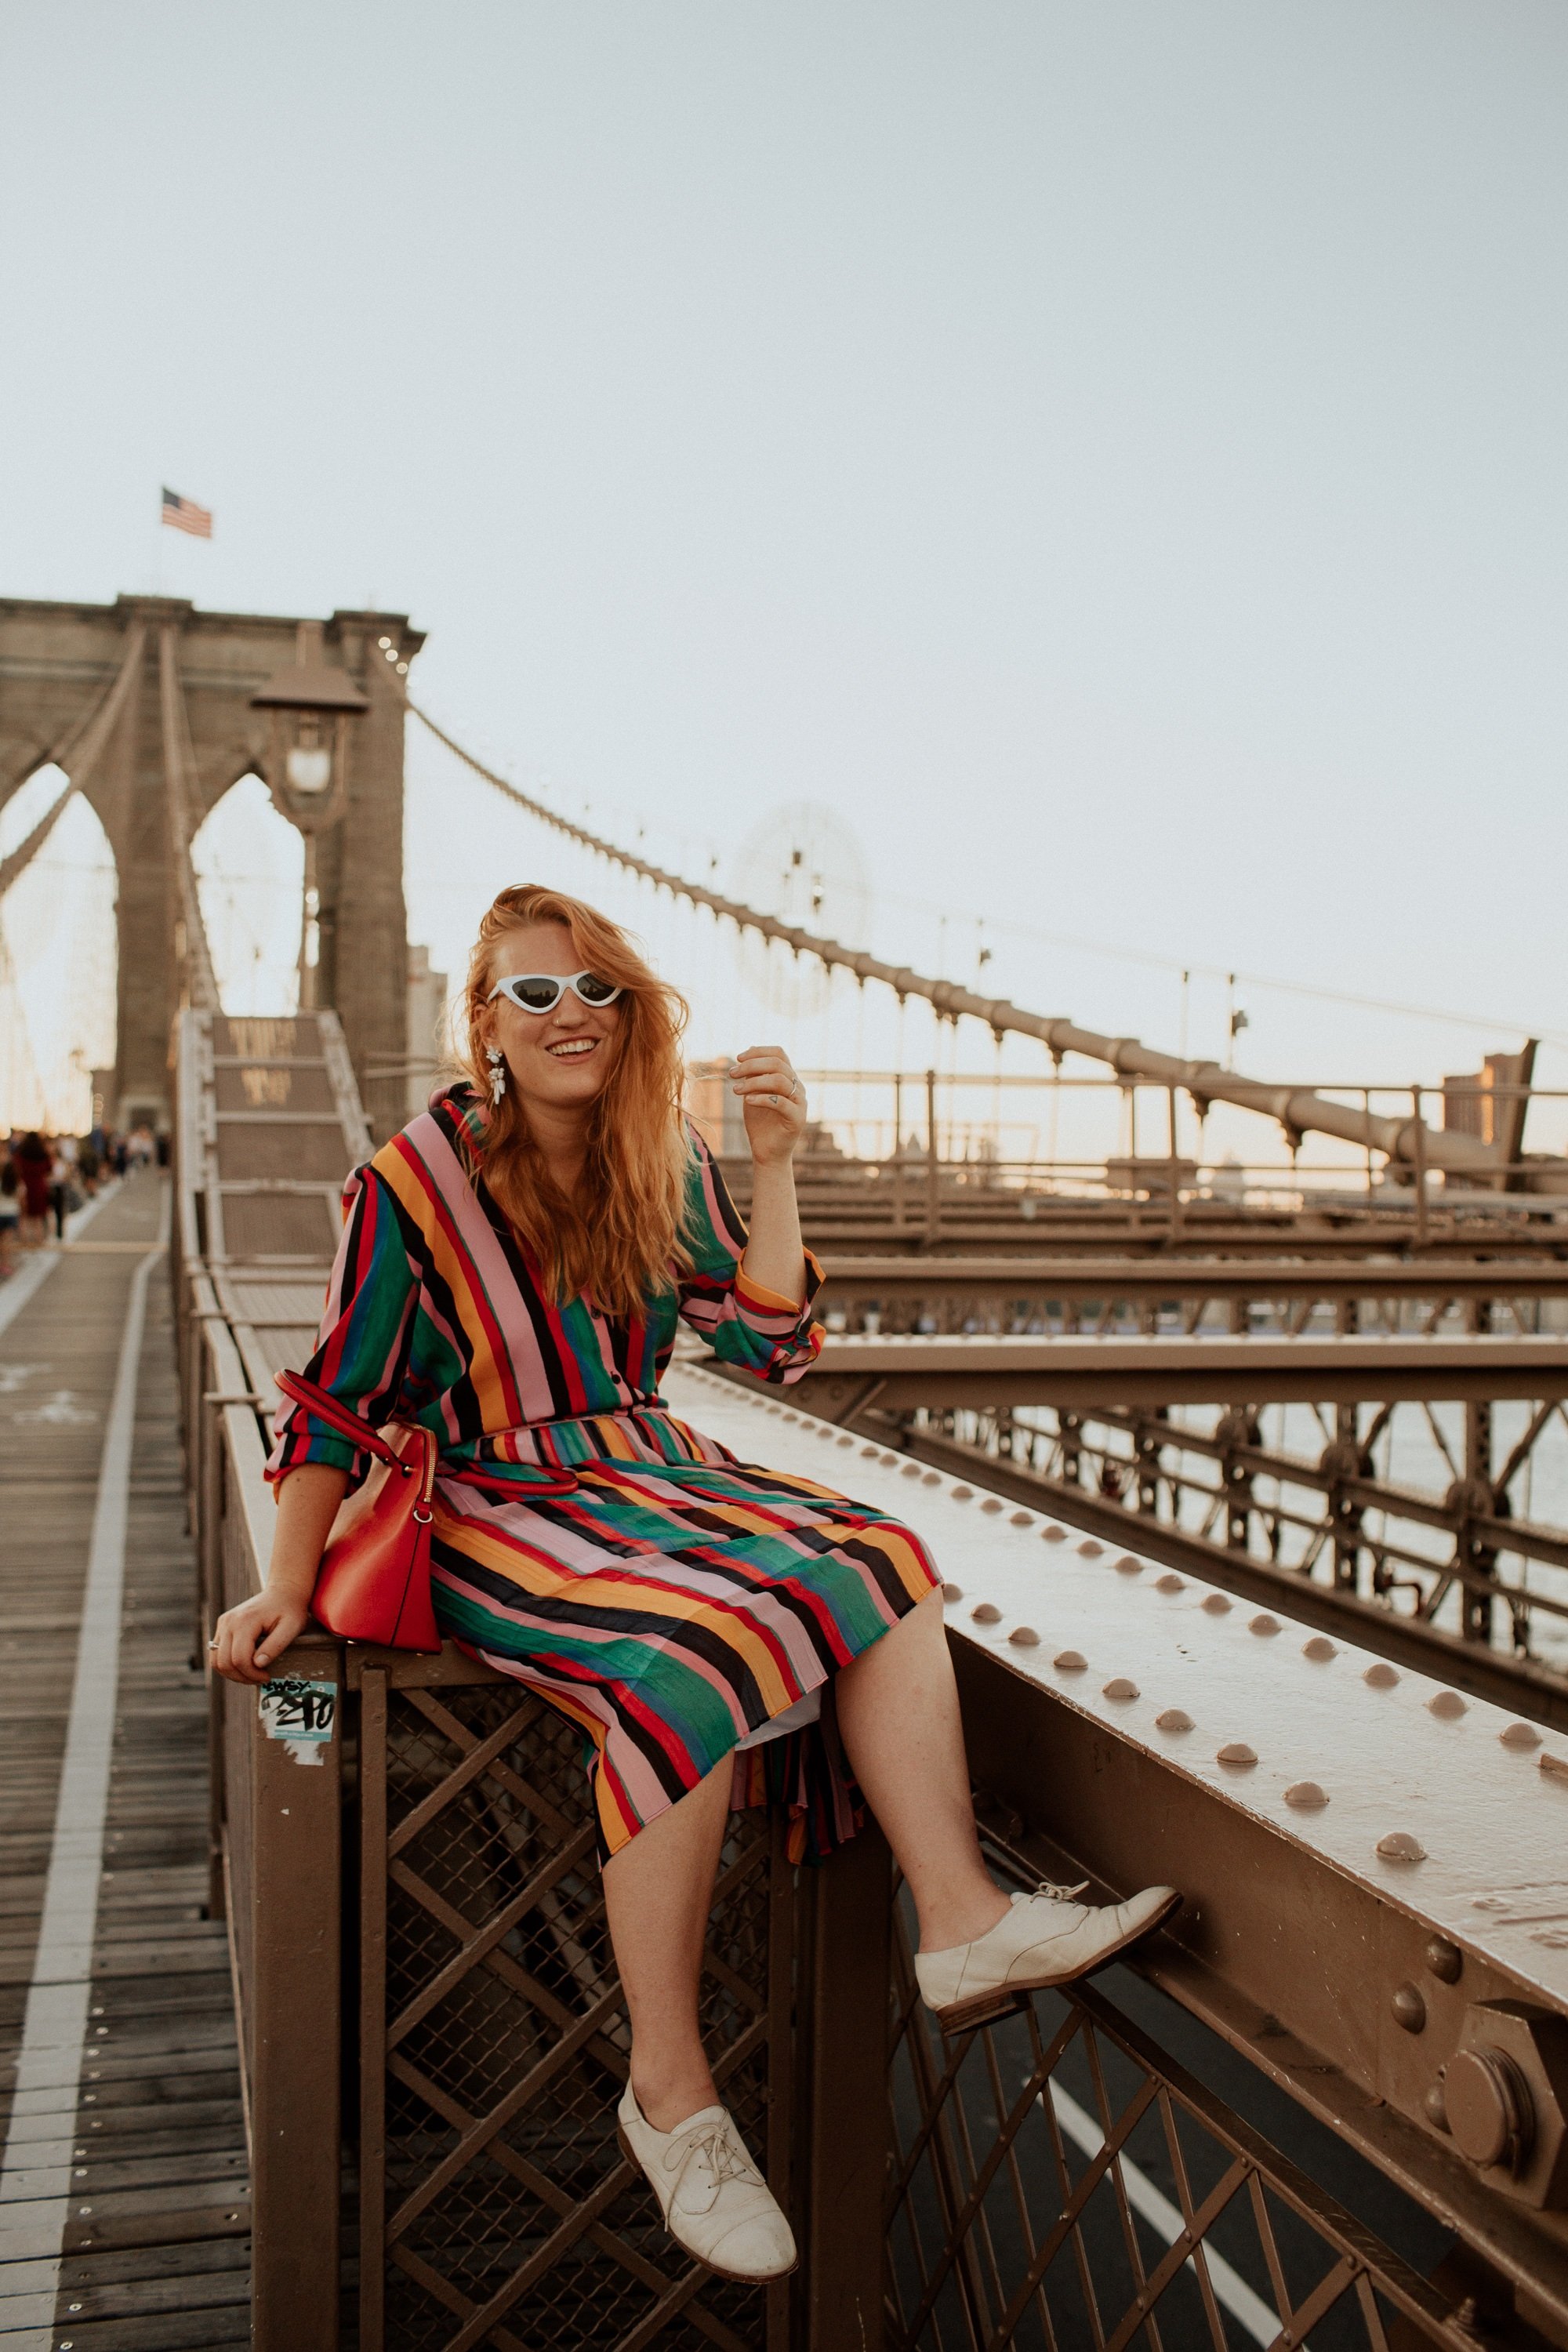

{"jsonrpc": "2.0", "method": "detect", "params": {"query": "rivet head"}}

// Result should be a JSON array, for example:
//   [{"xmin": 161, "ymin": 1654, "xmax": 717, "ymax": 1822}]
[
  {"xmin": 1217, "ymin": 1741, "xmax": 1258, "ymax": 1768},
  {"xmin": 981, "ymin": 1497, "xmax": 1004, "ymax": 1514},
  {"xmin": 1156, "ymin": 1708, "xmax": 1194, "ymax": 1733},
  {"xmin": 1008, "ymin": 1624, "xmax": 1041, "ymax": 1647},
  {"xmin": 1102, "ymin": 1677, "xmax": 1139, "ymax": 1700},
  {"xmin": 1428, "ymin": 1689, "xmax": 1468, "ymax": 1719},
  {"xmin": 941, "ymin": 1582, "xmax": 964, "ymax": 1604},
  {"xmin": 1391, "ymin": 1983, "xmax": 1427, "ymax": 2034},
  {"xmin": 1115, "ymin": 1555, "xmax": 1144, "ymax": 1577},
  {"xmin": 1302, "ymin": 1636, "xmax": 1337, "ymax": 1662},
  {"xmin": 1042, "ymin": 1524, "xmax": 1067, "ymax": 1541},
  {"xmin": 1155, "ymin": 1573, "xmax": 1185, "ymax": 1594},
  {"xmin": 1250, "ymin": 1613, "xmax": 1280, "ymax": 1636},
  {"xmin": 1284, "ymin": 1781, "xmax": 1328, "ymax": 1809},
  {"xmin": 1363, "ymin": 1661, "xmax": 1399, "ymax": 1688},
  {"xmin": 1500, "ymin": 1721, "xmax": 1541, "ymax": 1751},
  {"xmin": 860, "ymin": 1443, "xmax": 880, "ymax": 1457},
  {"xmin": 971, "ymin": 1602, "xmax": 1003, "ymax": 1625},
  {"xmin": 920, "ymin": 1469, "xmax": 942, "ymax": 1486},
  {"xmin": 837, "ymin": 1432, "xmax": 855, "ymax": 1446},
  {"xmin": 1054, "ymin": 1649, "xmax": 1087, "ymax": 1672},
  {"xmin": 902, "ymin": 1461, "xmax": 923, "ymax": 1479},
  {"xmin": 1425, "ymin": 1936, "xmax": 1463, "ymax": 1985},
  {"xmin": 1009, "ymin": 1510, "xmax": 1034, "ymax": 1526},
  {"xmin": 1201, "ymin": 1593, "xmax": 1232, "ymax": 1614},
  {"xmin": 952, "ymin": 1485, "xmax": 974, "ymax": 1501},
  {"xmin": 1078, "ymin": 1539, "xmax": 1104, "ymax": 1558},
  {"xmin": 1424, "ymin": 2079, "xmax": 1450, "ymax": 2132},
  {"xmin": 1377, "ymin": 1831, "xmax": 1427, "ymax": 1864}
]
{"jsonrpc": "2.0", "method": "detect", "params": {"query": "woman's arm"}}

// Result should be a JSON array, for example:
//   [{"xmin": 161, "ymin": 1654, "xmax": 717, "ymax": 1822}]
[
  {"xmin": 211, "ymin": 1463, "xmax": 349, "ymax": 1686},
  {"xmin": 729, "ymin": 1045, "xmax": 808, "ymax": 1305}
]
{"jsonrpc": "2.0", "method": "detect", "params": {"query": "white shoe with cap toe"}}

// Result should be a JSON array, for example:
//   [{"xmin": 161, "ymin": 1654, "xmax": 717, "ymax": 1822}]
[
  {"xmin": 617, "ymin": 2082, "xmax": 797, "ymax": 2282},
  {"xmin": 915, "ymin": 1880, "xmax": 1181, "ymax": 2031}
]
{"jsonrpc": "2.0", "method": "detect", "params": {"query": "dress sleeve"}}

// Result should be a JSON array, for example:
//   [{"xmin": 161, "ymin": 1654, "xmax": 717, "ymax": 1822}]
[
  {"xmin": 265, "ymin": 1163, "xmax": 420, "ymax": 1492},
  {"xmin": 676, "ymin": 1128, "xmax": 824, "ymax": 1385}
]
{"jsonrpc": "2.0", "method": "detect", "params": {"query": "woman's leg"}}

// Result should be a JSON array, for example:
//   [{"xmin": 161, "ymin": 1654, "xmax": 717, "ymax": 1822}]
[
  {"xmin": 601, "ymin": 1753, "xmax": 735, "ymax": 2129},
  {"xmin": 834, "ymin": 1586, "xmax": 1010, "ymax": 1953}
]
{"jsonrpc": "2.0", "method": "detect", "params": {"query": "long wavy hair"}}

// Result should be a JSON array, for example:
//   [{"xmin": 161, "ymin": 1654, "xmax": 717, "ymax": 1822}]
[{"xmin": 458, "ymin": 884, "xmax": 694, "ymax": 1315}]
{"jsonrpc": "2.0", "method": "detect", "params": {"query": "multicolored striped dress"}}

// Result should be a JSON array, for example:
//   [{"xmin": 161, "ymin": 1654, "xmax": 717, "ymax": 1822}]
[{"xmin": 267, "ymin": 1083, "xmax": 939, "ymax": 1864}]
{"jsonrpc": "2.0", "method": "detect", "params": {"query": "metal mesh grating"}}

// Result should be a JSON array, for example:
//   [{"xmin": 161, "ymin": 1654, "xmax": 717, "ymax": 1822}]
[
  {"xmin": 885, "ymin": 1902, "xmax": 1479, "ymax": 2352},
  {"xmin": 360, "ymin": 1669, "xmax": 794, "ymax": 2351}
]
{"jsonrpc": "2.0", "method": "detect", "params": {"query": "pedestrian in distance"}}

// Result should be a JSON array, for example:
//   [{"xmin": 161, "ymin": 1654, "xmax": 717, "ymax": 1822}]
[
  {"xmin": 212, "ymin": 883, "xmax": 1178, "ymax": 2286},
  {"xmin": 0, "ymin": 1148, "xmax": 19, "ymax": 1278},
  {"xmin": 48, "ymin": 1136, "xmax": 75, "ymax": 1240},
  {"xmin": 13, "ymin": 1132, "xmax": 52, "ymax": 1250}
]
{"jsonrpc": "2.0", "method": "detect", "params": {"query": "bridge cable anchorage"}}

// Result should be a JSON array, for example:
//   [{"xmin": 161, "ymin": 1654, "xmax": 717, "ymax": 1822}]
[
  {"xmin": 0, "ymin": 621, "xmax": 147, "ymax": 899},
  {"xmin": 401, "ymin": 691, "xmax": 1528, "ymax": 1185},
  {"xmin": 157, "ymin": 625, "xmax": 221, "ymax": 1016}
]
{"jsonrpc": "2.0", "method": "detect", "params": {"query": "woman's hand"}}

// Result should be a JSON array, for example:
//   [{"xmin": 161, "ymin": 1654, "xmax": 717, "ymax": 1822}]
[
  {"xmin": 209, "ymin": 1460, "xmax": 348, "ymax": 1686},
  {"xmin": 729, "ymin": 1046, "xmax": 806, "ymax": 1168},
  {"xmin": 210, "ymin": 1584, "xmax": 311, "ymax": 1686}
]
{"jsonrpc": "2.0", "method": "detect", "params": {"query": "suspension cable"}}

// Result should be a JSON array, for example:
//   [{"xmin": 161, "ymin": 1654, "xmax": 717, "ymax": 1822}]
[{"xmin": 403, "ymin": 692, "xmax": 1524, "ymax": 1180}]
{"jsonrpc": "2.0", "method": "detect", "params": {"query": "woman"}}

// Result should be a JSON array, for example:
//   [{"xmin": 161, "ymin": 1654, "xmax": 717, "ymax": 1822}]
[{"xmin": 212, "ymin": 884, "xmax": 1178, "ymax": 2286}]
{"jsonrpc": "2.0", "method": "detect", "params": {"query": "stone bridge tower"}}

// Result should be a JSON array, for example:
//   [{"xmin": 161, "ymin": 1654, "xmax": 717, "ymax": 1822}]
[{"xmin": 0, "ymin": 593, "xmax": 423, "ymax": 1140}]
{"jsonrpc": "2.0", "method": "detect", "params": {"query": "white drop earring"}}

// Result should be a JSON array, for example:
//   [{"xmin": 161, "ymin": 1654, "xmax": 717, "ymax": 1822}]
[{"xmin": 486, "ymin": 1047, "xmax": 506, "ymax": 1105}]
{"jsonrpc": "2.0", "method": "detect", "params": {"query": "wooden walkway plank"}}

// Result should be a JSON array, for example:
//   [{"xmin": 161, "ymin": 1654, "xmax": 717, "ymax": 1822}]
[{"xmin": 0, "ymin": 1178, "xmax": 250, "ymax": 2349}]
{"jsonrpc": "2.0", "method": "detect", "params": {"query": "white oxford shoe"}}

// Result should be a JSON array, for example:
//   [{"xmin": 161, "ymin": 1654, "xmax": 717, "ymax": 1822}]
[
  {"xmin": 915, "ymin": 1879, "xmax": 1181, "ymax": 2031},
  {"xmin": 617, "ymin": 2081, "xmax": 798, "ymax": 2283}
]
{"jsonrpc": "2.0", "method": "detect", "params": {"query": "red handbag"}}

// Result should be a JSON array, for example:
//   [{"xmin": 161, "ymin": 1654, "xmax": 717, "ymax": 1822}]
[{"xmin": 274, "ymin": 1370, "xmax": 443, "ymax": 1653}]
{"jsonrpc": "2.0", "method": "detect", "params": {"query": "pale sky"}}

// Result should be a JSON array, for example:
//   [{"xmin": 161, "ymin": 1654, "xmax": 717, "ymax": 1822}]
[{"xmin": 3, "ymin": 2, "xmax": 1566, "ymax": 1138}]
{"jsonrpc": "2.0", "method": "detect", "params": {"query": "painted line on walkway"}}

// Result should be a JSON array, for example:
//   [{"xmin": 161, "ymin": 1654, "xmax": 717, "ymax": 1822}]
[
  {"xmin": 0, "ymin": 1181, "xmax": 125, "ymax": 1344},
  {"xmin": 1049, "ymin": 2082, "xmax": 1278, "ymax": 2346},
  {"xmin": 0, "ymin": 1184, "xmax": 169, "ymax": 2345}
]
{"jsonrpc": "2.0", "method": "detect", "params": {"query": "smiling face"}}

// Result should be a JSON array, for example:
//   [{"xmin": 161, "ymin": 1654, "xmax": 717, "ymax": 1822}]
[{"xmin": 480, "ymin": 920, "xmax": 624, "ymax": 1118}]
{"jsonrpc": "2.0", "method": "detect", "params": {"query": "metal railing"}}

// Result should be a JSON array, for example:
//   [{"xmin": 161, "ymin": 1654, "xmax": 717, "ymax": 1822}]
[{"xmin": 887, "ymin": 1952, "xmax": 1474, "ymax": 2350}]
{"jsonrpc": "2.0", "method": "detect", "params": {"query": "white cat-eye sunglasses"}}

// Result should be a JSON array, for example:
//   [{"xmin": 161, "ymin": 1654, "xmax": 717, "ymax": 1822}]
[{"xmin": 488, "ymin": 970, "xmax": 624, "ymax": 1016}]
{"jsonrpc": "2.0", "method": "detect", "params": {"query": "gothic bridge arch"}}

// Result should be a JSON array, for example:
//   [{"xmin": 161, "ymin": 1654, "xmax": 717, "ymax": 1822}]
[{"xmin": 0, "ymin": 593, "xmax": 422, "ymax": 1137}]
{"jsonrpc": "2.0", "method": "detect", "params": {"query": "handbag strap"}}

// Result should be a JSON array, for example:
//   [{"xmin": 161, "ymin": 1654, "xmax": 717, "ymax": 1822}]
[{"xmin": 274, "ymin": 1368, "xmax": 414, "ymax": 1473}]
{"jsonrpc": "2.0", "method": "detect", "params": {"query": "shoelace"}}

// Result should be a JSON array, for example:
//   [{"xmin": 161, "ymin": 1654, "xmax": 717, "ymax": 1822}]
[
  {"xmin": 664, "ymin": 2118, "xmax": 757, "ymax": 2197},
  {"xmin": 1026, "ymin": 1878, "xmax": 1090, "ymax": 1904}
]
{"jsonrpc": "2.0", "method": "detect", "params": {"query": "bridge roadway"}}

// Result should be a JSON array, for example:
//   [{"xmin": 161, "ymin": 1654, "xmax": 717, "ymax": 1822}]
[{"xmin": 0, "ymin": 1176, "xmax": 249, "ymax": 2350}]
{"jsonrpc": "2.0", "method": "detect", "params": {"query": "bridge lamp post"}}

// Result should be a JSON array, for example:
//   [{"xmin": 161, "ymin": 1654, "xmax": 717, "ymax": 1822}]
[{"xmin": 251, "ymin": 626, "xmax": 369, "ymax": 1013}]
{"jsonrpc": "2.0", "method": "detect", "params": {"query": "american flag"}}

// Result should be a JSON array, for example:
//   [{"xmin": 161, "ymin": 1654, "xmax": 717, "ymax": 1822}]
[{"xmin": 161, "ymin": 487, "xmax": 212, "ymax": 539}]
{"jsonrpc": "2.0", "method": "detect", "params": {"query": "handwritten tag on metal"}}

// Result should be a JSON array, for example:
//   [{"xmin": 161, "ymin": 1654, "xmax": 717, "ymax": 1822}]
[{"xmin": 260, "ymin": 1675, "xmax": 337, "ymax": 1762}]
